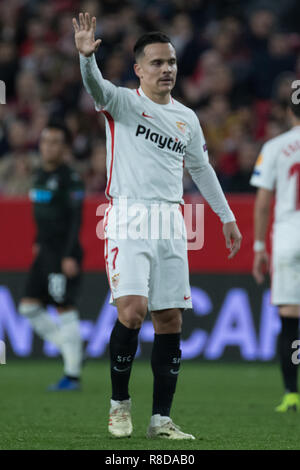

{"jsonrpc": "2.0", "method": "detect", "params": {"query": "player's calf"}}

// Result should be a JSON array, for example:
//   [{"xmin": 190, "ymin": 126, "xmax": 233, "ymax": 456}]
[
  {"xmin": 19, "ymin": 301, "xmax": 61, "ymax": 346},
  {"xmin": 58, "ymin": 310, "xmax": 82, "ymax": 379},
  {"xmin": 109, "ymin": 319, "xmax": 140, "ymax": 401}
]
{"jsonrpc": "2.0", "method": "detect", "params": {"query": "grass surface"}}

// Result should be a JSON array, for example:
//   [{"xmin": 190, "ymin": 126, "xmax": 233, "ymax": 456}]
[{"xmin": 1, "ymin": 359, "xmax": 300, "ymax": 450}]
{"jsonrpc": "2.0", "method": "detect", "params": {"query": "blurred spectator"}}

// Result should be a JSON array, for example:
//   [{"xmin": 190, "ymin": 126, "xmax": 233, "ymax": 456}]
[
  {"xmin": 264, "ymin": 118, "xmax": 286, "ymax": 140},
  {"xmin": 0, "ymin": 41, "xmax": 19, "ymax": 99},
  {"xmin": 83, "ymin": 140, "xmax": 107, "ymax": 195},
  {"xmin": 168, "ymin": 13, "xmax": 193, "ymax": 59},
  {"xmin": 201, "ymin": 96, "xmax": 254, "ymax": 167},
  {"xmin": 246, "ymin": 8, "xmax": 275, "ymax": 56},
  {"xmin": 250, "ymin": 31, "xmax": 296, "ymax": 99},
  {"xmin": 0, "ymin": 119, "xmax": 38, "ymax": 196},
  {"xmin": 226, "ymin": 140, "xmax": 260, "ymax": 193},
  {"xmin": 0, "ymin": 0, "xmax": 299, "ymax": 197},
  {"xmin": 181, "ymin": 49, "xmax": 224, "ymax": 105}
]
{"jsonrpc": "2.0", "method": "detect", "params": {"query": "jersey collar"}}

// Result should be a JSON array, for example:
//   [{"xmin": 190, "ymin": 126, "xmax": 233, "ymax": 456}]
[{"xmin": 137, "ymin": 86, "xmax": 174, "ymax": 106}]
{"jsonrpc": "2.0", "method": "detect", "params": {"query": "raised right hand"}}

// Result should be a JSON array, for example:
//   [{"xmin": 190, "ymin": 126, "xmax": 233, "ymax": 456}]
[{"xmin": 72, "ymin": 12, "xmax": 101, "ymax": 57}]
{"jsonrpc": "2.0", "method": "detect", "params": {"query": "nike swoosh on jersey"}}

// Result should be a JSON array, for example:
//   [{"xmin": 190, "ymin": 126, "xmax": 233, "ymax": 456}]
[
  {"xmin": 113, "ymin": 366, "xmax": 131, "ymax": 373},
  {"xmin": 170, "ymin": 369, "xmax": 180, "ymax": 375},
  {"xmin": 142, "ymin": 112, "xmax": 154, "ymax": 118},
  {"xmin": 184, "ymin": 296, "xmax": 191, "ymax": 300}
]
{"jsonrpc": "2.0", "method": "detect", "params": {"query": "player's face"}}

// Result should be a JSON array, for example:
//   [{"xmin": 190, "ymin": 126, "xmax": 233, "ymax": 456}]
[
  {"xmin": 39, "ymin": 129, "xmax": 66, "ymax": 166},
  {"xmin": 135, "ymin": 43, "xmax": 177, "ymax": 97}
]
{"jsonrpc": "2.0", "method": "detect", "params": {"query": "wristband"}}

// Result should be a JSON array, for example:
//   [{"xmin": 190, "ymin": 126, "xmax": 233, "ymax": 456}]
[{"xmin": 253, "ymin": 240, "xmax": 265, "ymax": 252}]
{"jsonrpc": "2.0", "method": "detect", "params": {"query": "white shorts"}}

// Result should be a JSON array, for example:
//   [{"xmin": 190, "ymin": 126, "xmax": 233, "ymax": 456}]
[
  {"xmin": 271, "ymin": 223, "xmax": 300, "ymax": 305},
  {"xmin": 103, "ymin": 198, "xmax": 192, "ymax": 311}
]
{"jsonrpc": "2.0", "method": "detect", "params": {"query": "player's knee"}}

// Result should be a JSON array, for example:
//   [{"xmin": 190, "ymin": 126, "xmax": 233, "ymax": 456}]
[
  {"xmin": 152, "ymin": 309, "xmax": 182, "ymax": 333},
  {"xmin": 119, "ymin": 310, "xmax": 145, "ymax": 329},
  {"xmin": 19, "ymin": 301, "xmax": 42, "ymax": 318},
  {"xmin": 168, "ymin": 312, "xmax": 182, "ymax": 332},
  {"xmin": 118, "ymin": 306, "xmax": 146, "ymax": 329},
  {"xmin": 279, "ymin": 305, "xmax": 300, "ymax": 318},
  {"xmin": 117, "ymin": 296, "xmax": 148, "ymax": 329}
]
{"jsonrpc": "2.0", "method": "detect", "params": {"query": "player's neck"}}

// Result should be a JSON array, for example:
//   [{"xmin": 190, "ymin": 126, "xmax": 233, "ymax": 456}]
[{"xmin": 140, "ymin": 85, "xmax": 170, "ymax": 105}]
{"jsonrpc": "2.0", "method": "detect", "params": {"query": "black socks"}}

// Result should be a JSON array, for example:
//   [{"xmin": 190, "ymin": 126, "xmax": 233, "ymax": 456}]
[
  {"xmin": 151, "ymin": 333, "xmax": 181, "ymax": 417},
  {"xmin": 279, "ymin": 317, "xmax": 299, "ymax": 393},
  {"xmin": 109, "ymin": 319, "xmax": 140, "ymax": 401},
  {"xmin": 110, "ymin": 322, "xmax": 181, "ymax": 413}
]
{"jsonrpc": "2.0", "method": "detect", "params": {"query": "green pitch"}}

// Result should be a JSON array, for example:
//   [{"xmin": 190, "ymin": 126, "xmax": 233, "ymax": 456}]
[{"xmin": 1, "ymin": 359, "xmax": 300, "ymax": 450}]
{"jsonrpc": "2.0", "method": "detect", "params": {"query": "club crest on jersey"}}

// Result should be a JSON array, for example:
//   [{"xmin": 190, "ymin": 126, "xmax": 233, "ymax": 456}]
[
  {"xmin": 136, "ymin": 125, "xmax": 186, "ymax": 154},
  {"xmin": 176, "ymin": 121, "xmax": 186, "ymax": 134},
  {"xmin": 46, "ymin": 177, "xmax": 58, "ymax": 190},
  {"xmin": 111, "ymin": 273, "xmax": 120, "ymax": 289}
]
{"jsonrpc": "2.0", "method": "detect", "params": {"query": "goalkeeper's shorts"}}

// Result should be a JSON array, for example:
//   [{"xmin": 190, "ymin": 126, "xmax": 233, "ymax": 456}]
[{"xmin": 24, "ymin": 246, "xmax": 81, "ymax": 307}]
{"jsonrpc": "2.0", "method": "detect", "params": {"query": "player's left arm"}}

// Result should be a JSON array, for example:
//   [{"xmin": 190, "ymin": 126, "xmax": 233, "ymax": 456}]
[
  {"xmin": 252, "ymin": 187, "xmax": 273, "ymax": 284},
  {"xmin": 250, "ymin": 144, "xmax": 276, "ymax": 284},
  {"xmin": 62, "ymin": 171, "xmax": 85, "ymax": 277},
  {"xmin": 184, "ymin": 113, "xmax": 242, "ymax": 258}
]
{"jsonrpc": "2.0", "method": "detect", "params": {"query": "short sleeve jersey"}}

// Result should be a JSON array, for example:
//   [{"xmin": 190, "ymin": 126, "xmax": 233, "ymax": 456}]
[
  {"xmin": 250, "ymin": 126, "xmax": 300, "ymax": 226},
  {"xmin": 95, "ymin": 86, "xmax": 208, "ymax": 203}
]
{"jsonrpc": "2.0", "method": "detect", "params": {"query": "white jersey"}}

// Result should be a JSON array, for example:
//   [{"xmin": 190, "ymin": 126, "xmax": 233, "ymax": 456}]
[
  {"xmin": 250, "ymin": 126, "xmax": 300, "ymax": 228},
  {"xmin": 80, "ymin": 54, "xmax": 235, "ymax": 223},
  {"xmin": 99, "ymin": 86, "xmax": 207, "ymax": 204}
]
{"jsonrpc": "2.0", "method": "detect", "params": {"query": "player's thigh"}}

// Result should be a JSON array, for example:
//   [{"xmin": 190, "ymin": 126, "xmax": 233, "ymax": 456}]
[
  {"xmin": 151, "ymin": 308, "xmax": 183, "ymax": 334},
  {"xmin": 148, "ymin": 238, "xmax": 192, "ymax": 312},
  {"xmin": 105, "ymin": 237, "xmax": 151, "ymax": 300},
  {"xmin": 23, "ymin": 252, "xmax": 48, "ymax": 302},
  {"xmin": 61, "ymin": 271, "xmax": 82, "ymax": 309},
  {"xmin": 116, "ymin": 295, "xmax": 148, "ymax": 329}
]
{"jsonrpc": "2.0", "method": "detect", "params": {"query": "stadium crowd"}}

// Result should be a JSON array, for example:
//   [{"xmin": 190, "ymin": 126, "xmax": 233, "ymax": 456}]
[{"xmin": 0, "ymin": 0, "xmax": 300, "ymax": 196}]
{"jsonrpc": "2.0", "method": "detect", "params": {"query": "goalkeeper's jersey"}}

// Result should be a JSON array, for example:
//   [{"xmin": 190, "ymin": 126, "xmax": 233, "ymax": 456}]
[{"xmin": 29, "ymin": 163, "xmax": 84, "ymax": 259}]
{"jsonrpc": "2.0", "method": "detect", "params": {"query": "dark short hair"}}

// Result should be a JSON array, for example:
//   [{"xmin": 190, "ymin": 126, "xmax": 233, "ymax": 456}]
[
  {"xmin": 133, "ymin": 32, "xmax": 173, "ymax": 60},
  {"xmin": 45, "ymin": 119, "xmax": 72, "ymax": 145},
  {"xmin": 289, "ymin": 97, "xmax": 300, "ymax": 119}
]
